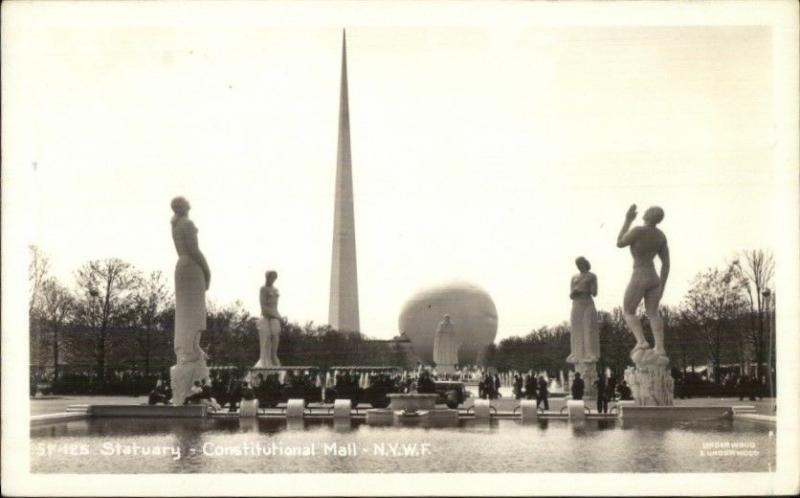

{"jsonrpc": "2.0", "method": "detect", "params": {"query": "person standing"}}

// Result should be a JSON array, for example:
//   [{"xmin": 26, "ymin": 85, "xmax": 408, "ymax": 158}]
[
  {"xmin": 607, "ymin": 375, "xmax": 617, "ymax": 401},
  {"xmin": 514, "ymin": 374, "xmax": 523, "ymax": 400},
  {"xmin": 571, "ymin": 373, "xmax": 585, "ymax": 401},
  {"xmin": 595, "ymin": 374, "xmax": 608, "ymax": 414},
  {"xmin": 536, "ymin": 375, "xmax": 549, "ymax": 410}
]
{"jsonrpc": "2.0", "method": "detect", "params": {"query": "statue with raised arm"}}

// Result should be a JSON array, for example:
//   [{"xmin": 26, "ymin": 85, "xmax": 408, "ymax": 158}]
[
  {"xmin": 617, "ymin": 204, "xmax": 673, "ymax": 405},
  {"xmin": 255, "ymin": 270, "xmax": 282, "ymax": 368},
  {"xmin": 169, "ymin": 196, "xmax": 211, "ymax": 404}
]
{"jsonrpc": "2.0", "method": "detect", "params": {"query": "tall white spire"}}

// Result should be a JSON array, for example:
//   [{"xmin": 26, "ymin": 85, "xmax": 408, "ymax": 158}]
[{"xmin": 329, "ymin": 30, "xmax": 360, "ymax": 332}]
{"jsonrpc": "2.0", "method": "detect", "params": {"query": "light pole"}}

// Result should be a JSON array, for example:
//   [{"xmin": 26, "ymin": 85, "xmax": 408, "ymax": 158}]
[{"xmin": 762, "ymin": 288, "xmax": 774, "ymax": 401}]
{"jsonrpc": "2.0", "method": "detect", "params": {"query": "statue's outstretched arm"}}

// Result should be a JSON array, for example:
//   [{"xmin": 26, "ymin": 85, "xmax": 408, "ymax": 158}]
[{"xmin": 616, "ymin": 204, "xmax": 639, "ymax": 248}]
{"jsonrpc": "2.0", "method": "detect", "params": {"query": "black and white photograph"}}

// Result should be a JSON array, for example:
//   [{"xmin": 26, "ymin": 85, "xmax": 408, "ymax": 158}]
[{"xmin": 2, "ymin": 0, "xmax": 798, "ymax": 495}]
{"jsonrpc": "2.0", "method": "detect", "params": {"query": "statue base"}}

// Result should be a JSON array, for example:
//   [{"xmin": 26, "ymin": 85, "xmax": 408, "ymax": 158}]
[
  {"xmin": 624, "ymin": 357, "xmax": 674, "ymax": 406},
  {"xmin": 170, "ymin": 360, "xmax": 210, "ymax": 406}
]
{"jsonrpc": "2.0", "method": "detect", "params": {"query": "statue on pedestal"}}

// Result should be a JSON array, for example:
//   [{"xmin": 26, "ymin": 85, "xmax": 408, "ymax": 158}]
[
  {"xmin": 433, "ymin": 314, "xmax": 459, "ymax": 374},
  {"xmin": 617, "ymin": 204, "xmax": 674, "ymax": 405},
  {"xmin": 567, "ymin": 256, "xmax": 599, "ymax": 397},
  {"xmin": 255, "ymin": 270, "xmax": 282, "ymax": 368},
  {"xmin": 169, "ymin": 196, "xmax": 211, "ymax": 405}
]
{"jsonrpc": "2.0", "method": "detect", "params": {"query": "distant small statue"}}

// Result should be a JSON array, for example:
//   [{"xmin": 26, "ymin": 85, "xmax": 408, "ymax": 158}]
[
  {"xmin": 433, "ymin": 314, "xmax": 459, "ymax": 374},
  {"xmin": 616, "ymin": 204, "xmax": 670, "ymax": 365},
  {"xmin": 169, "ymin": 196, "xmax": 211, "ymax": 404},
  {"xmin": 255, "ymin": 270, "xmax": 282, "ymax": 368},
  {"xmin": 567, "ymin": 256, "xmax": 599, "ymax": 364}
]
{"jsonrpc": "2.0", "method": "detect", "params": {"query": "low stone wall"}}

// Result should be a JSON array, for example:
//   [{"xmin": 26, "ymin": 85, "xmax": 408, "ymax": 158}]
[{"xmin": 89, "ymin": 404, "xmax": 207, "ymax": 418}]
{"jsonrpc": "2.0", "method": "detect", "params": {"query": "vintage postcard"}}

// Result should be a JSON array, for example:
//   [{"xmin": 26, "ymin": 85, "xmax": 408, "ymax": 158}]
[{"xmin": 2, "ymin": 0, "xmax": 798, "ymax": 496}]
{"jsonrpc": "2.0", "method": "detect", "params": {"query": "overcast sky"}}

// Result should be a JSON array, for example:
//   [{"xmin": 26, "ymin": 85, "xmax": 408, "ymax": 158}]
[{"xmin": 6, "ymin": 5, "xmax": 775, "ymax": 341}]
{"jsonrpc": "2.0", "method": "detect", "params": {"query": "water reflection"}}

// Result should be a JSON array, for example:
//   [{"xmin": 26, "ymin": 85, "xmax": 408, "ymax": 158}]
[
  {"xmin": 31, "ymin": 416, "xmax": 775, "ymax": 474},
  {"xmin": 238, "ymin": 418, "xmax": 259, "ymax": 433}
]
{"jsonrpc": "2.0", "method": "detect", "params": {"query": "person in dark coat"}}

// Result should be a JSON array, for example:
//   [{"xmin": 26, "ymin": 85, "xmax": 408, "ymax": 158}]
[
  {"xmin": 524, "ymin": 375, "xmax": 536, "ymax": 400},
  {"xmin": 513, "ymin": 375, "xmax": 523, "ymax": 400},
  {"xmin": 595, "ymin": 374, "xmax": 608, "ymax": 413},
  {"xmin": 571, "ymin": 373, "xmax": 585, "ymax": 400},
  {"xmin": 607, "ymin": 375, "xmax": 617, "ymax": 401},
  {"xmin": 536, "ymin": 376, "xmax": 549, "ymax": 410}
]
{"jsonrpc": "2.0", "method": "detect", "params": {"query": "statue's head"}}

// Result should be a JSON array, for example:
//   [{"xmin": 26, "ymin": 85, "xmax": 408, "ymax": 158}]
[
  {"xmin": 265, "ymin": 270, "xmax": 278, "ymax": 284},
  {"xmin": 443, "ymin": 314, "xmax": 451, "ymax": 323},
  {"xmin": 575, "ymin": 256, "xmax": 591, "ymax": 272},
  {"xmin": 170, "ymin": 196, "xmax": 190, "ymax": 216},
  {"xmin": 643, "ymin": 206, "xmax": 664, "ymax": 226}
]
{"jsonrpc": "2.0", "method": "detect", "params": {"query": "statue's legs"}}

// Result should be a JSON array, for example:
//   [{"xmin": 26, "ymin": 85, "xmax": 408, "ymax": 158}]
[
  {"xmin": 644, "ymin": 287, "xmax": 665, "ymax": 356},
  {"xmin": 622, "ymin": 277, "xmax": 650, "ymax": 351},
  {"xmin": 256, "ymin": 318, "xmax": 271, "ymax": 367},
  {"xmin": 582, "ymin": 302, "xmax": 600, "ymax": 362},
  {"xmin": 269, "ymin": 319, "xmax": 281, "ymax": 367}
]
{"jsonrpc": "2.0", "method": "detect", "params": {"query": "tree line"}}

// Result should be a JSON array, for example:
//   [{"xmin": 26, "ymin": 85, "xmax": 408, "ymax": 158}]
[
  {"xmin": 29, "ymin": 246, "xmax": 774, "ymax": 388},
  {"xmin": 28, "ymin": 247, "xmax": 410, "ymax": 386}
]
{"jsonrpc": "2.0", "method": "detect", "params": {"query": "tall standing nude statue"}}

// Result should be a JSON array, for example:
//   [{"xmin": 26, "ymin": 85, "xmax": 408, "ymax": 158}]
[
  {"xmin": 617, "ymin": 203, "xmax": 674, "ymax": 405},
  {"xmin": 568, "ymin": 257, "xmax": 599, "ymax": 397},
  {"xmin": 255, "ymin": 270, "xmax": 282, "ymax": 368},
  {"xmin": 169, "ymin": 196, "xmax": 211, "ymax": 404}
]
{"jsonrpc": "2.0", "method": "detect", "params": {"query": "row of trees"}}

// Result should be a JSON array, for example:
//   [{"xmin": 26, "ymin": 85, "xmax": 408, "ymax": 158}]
[
  {"xmin": 488, "ymin": 250, "xmax": 776, "ymax": 385},
  {"xmin": 29, "ymin": 248, "xmax": 411, "ymax": 386},
  {"xmin": 29, "ymin": 246, "xmax": 775, "ymax": 389}
]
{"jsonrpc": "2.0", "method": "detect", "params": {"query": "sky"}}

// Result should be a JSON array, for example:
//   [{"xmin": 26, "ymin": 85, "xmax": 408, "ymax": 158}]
[{"xmin": 5, "ymin": 6, "xmax": 776, "ymax": 342}]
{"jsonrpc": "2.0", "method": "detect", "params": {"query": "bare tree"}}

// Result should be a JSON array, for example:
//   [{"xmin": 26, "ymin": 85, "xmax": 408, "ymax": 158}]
[
  {"xmin": 681, "ymin": 262, "xmax": 749, "ymax": 383},
  {"xmin": 40, "ymin": 278, "xmax": 75, "ymax": 381},
  {"xmin": 737, "ymin": 249, "xmax": 775, "ymax": 377},
  {"xmin": 28, "ymin": 245, "xmax": 51, "ymax": 315},
  {"xmin": 28, "ymin": 245, "xmax": 51, "ymax": 367},
  {"xmin": 131, "ymin": 271, "xmax": 171, "ymax": 376},
  {"xmin": 74, "ymin": 259, "xmax": 141, "ymax": 382}
]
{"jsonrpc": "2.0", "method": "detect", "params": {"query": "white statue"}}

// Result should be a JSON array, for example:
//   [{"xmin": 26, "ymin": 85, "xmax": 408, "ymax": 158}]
[
  {"xmin": 433, "ymin": 314, "xmax": 459, "ymax": 374},
  {"xmin": 169, "ymin": 196, "xmax": 211, "ymax": 404},
  {"xmin": 567, "ymin": 256, "xmax": 599, "ymax": 364},
  {"xmin": 616, "ymin": 204, "xmax": 670, "ymax": 365},
  {"xmin": 255, "ymin": 270, "xmax": 282, "ymax": 368},
  {"xmin": 617, "ymin": 204, "xmax": 674, "ymax": 406},
  {"xmin": 567, "ymin": 256, "xmax": 599, "ymax": 398}
]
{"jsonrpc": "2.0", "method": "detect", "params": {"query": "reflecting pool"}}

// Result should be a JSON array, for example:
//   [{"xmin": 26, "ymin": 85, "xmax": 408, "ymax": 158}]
[{"xmin": 31, "ymin": 417, "xmax": 775, "ymax": 473}]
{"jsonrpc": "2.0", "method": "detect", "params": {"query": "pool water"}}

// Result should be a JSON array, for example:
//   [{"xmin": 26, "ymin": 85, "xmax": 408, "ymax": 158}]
[{"xmin": 31, "ymin": 417, "xmax": 775, "ymax": 473}]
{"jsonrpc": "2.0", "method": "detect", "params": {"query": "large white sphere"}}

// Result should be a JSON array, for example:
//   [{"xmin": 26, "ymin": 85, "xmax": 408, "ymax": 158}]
[{"xmin": 398, "ymin": 281, "xmax": 498, "ymax": 364}]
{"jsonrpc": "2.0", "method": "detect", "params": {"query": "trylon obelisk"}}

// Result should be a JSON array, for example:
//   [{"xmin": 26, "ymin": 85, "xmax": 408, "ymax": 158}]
[{"xmin": 329, "ymin": 30, "xmax": 360, "ymax": 332}]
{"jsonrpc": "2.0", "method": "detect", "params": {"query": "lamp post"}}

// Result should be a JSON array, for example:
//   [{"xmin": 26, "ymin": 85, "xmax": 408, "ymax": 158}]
[{"xmin": 762, "ymin": 288, "xmax": 774, "ymax": 401}]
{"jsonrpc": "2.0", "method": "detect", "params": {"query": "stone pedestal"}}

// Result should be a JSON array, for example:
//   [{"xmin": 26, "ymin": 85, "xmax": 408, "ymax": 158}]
[
  {"xmin": 567, "ymin": 400, "xmax": 587, "ymax": 421},
  {"xmin": 473, "ymin": 398, "xmax": 491, "ymax": 419},
  {"xmin": 286, "ymin": 399, "xmax": 305, "ymax": 419},
  {"xmin": 240, "ymin": 399, "xmax": 259, "ymax": 417},
  {"xmin": 624, "ymin": 363, "xmax": 674, "ymax": 406},
  {"xmin": 169, "ymin": 360, "xmax": 209, "ymax": 406},
  {"xmin": 333, "ymin": 399, "xmax": 352, "ymax": 419},
  {"xmin": 520, "ymin": 399, "xmax": 538, "ymax": 422}
]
